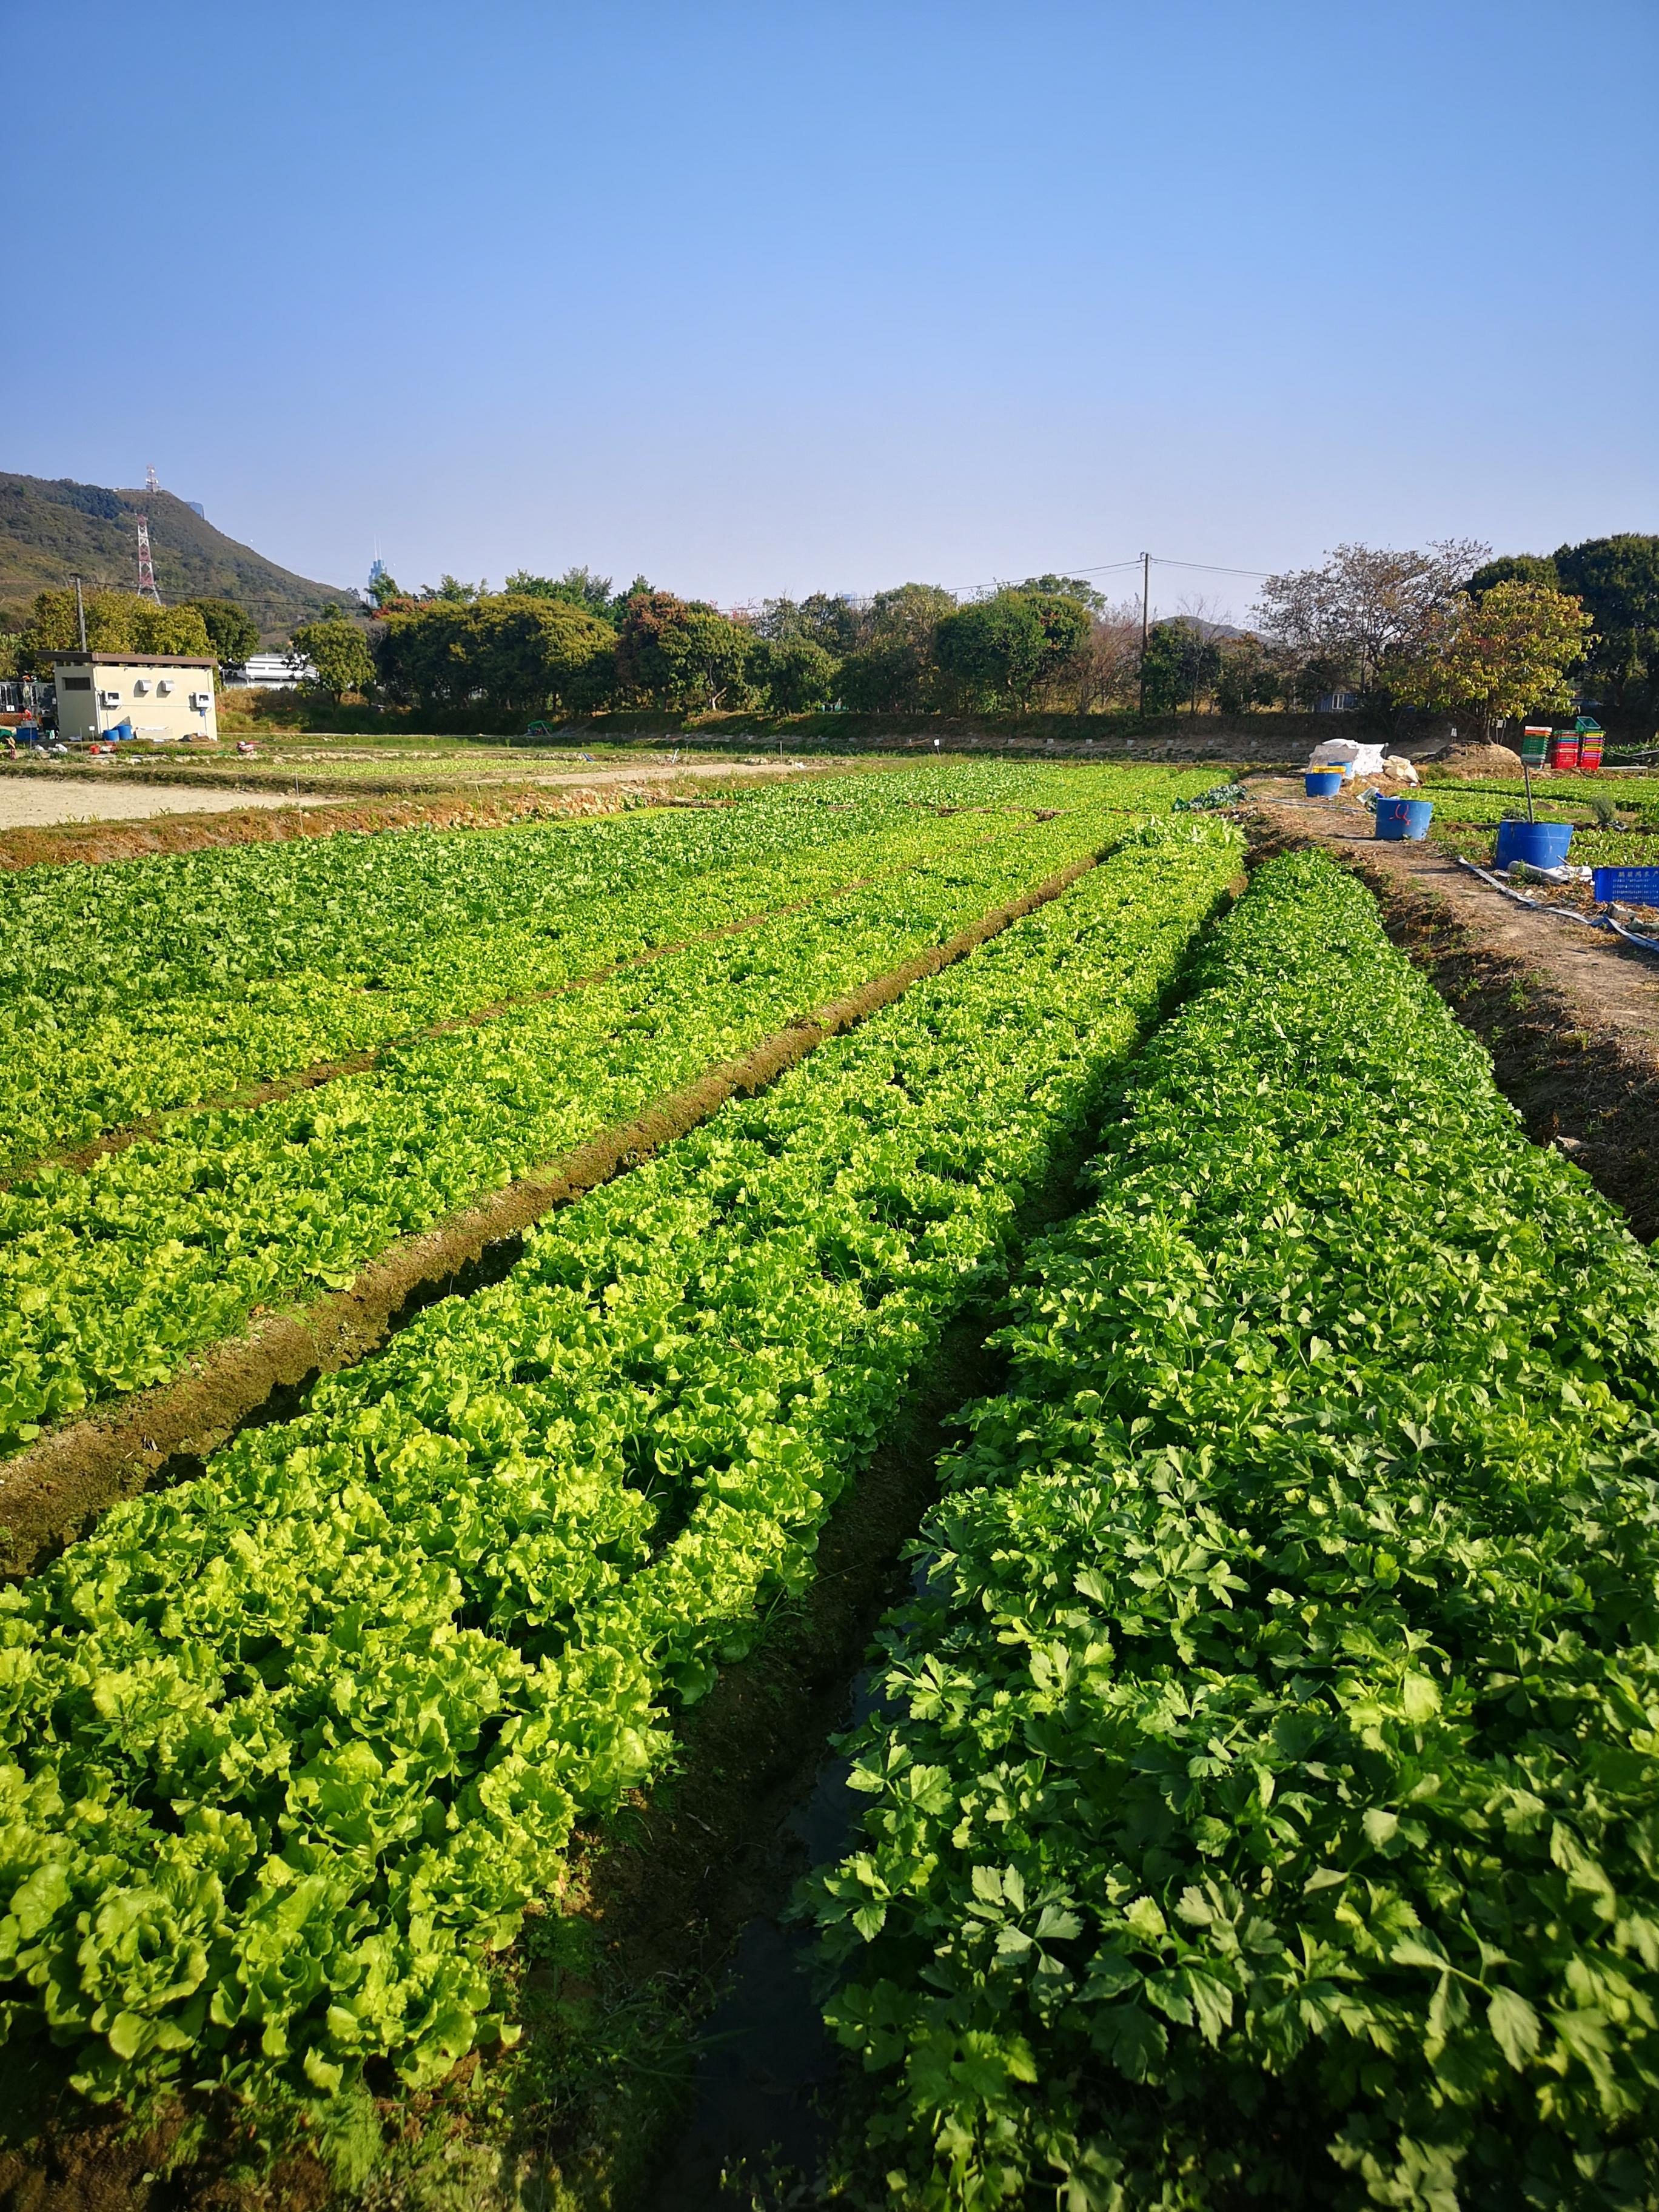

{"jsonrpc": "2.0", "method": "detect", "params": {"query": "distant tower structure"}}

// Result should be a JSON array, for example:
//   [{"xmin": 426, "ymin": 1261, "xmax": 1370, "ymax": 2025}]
[
  {"xmin": 135, "ymin": 512, "xmax": 163, "ymax": 604},
  {"xmin": 146, "ymin": 463, "xmax": 159, "ymax": 495},
  {"xmin": 368, "ymin": 553, "xmax": 389, "ymax": 599}
]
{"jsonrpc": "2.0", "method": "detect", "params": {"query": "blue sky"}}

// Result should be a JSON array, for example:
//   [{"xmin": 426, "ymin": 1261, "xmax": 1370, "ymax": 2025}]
[{"xmin": 7, "ymin": 0, "xmax": 1654, "ymax": 620}]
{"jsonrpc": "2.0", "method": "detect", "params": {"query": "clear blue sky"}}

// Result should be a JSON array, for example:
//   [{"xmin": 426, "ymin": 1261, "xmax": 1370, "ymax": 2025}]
[{"xmin": 8, "ymin": 0, "xmax": 1654, "ymax": 620}]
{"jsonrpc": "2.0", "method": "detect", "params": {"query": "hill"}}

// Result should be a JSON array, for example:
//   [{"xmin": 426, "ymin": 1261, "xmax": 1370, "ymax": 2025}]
[{"xmin": 0, "ymin": 472, "xmax": 356, "ymax": 643}]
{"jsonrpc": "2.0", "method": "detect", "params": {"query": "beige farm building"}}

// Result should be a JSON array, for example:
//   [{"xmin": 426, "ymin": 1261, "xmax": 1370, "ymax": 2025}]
[{"xmin": 50, "ymin": 654, "xmax": 219, "ymax": 743}]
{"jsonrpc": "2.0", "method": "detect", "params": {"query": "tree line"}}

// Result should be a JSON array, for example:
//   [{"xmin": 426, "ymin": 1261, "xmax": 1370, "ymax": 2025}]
[
  {"xmin": 332, "ymin": 569, "xmax": 1120, "ymax": 723},
  {"xmin": 8, "ymin": 534, "xmax": 1655, "ymax": 738},
  {"xmin": 5, "ymin": 589, "xmax": 260, "ymax": 674}
]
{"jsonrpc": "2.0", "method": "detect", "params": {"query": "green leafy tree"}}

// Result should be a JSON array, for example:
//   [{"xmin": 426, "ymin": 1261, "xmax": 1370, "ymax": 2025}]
[
  {"xmin": 1138, "ymin": 620, "xmax": 1190, "ymax": 714},
  {"xmin": 614, "ymin": 591, "xmax": 753, "ymax": 708},
  {"xmin": 1391, "ymin": 581, "xmax": 1592, "ymax": 736},
  {"xmin": 614, "ymin": 590, "xmax": 700, "ymax": 700},
  {"xmin": 367, "ymin": 570, "xmax": 404, "ymax": 612},
  {"xmin": 751, "ymin": 635, "xmax": 839, "ymax": 712},
  {"xmin": 656, "ymin": 609, "xmax": 754, "ymax": 712},
  {"xmin": 1469, "ymin": 552, "xmax": 1561, "ymax": 594},
  {"xmin": 18, "ymin": 588, "xmax": 210, "ymax": 667},
  {"xmin": 132, "ymin": 603, "xmax": 213, "ymax": 657},
  {"xmin": 1017, "ymin": 573, "xmax": 1108, "ymax": 614},
  {"xmin": 837, "ymin": 583, "xmax": 956, "ymax": 711},
  {"xmin": 1553, "ymin": 535, "xmax": 1659, "ymax": 729},
  {"xmin": 503, "ymin": 565, "xmax": 619, "ymax": 623},
  {"xmin": 291, "ymin": 617, "xmax": 375, "ymax": 703},
  {"xmin": 179, "ymin": 597, "xmax": 259, "ymax": 668},
  {"xmin": 21, "ymin": 586, "xmax": 138, "ymax": 660},
  {"xmin": 757, "ymin": 592, "xmax": 865, "ymax": 655},
  {"xmin": 1214, "ymin": 634, "xmax": 1287, "ymax": 713},
  {"xmin": 936, "ymin": 589, "xmax": 1090, "ymax": 710},
  {"xmin": 374, "ymin": 594, "xmax": 615, "ymax": 716}
]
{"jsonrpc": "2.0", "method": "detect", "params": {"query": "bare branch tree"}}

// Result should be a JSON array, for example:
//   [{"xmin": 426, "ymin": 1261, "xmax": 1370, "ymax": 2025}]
[{"xmin": 1252, "ymin": 540, "xmax": 1490, "ymax": 694}]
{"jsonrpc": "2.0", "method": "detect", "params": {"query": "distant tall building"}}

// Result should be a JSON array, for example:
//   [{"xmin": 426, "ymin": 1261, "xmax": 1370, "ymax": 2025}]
[{"xmin": 368, "ymin": 554, "xmax": 389, "ymax": 599}]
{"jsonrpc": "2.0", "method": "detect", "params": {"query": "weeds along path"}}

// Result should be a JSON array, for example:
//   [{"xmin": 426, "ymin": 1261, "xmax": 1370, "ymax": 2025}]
[
  {"xmin": 0, "ymin": 820, "xmax": 1243, "ymax": 2193},
  {"xmin": 0, "ymin": 830, "xmax": 1116, "ymax": 1567}
]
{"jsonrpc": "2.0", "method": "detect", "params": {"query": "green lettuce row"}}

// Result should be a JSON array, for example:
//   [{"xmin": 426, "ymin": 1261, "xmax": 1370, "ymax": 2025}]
[
  {"xmin": 0, "ymin": 819, "xmax": 1243, "ymax": 2114},
  {"xmin": 808, "ymin": 847, "xmax": 1659, "ymax": 2212},
  {"xmin": 2, "ymin": 760, "xmax": 1119, "ymax": 1017},
  {"xmin": 1, "ymin": 763, "xmax": 1133, "ymax": 1162},
  {"xmin": 0, "ymin": 802, "xmax": 993, "ymax": 1164},
  {"xmin": 0, "ymin": 802, "xmax": 1131, "ymax": 1455}
]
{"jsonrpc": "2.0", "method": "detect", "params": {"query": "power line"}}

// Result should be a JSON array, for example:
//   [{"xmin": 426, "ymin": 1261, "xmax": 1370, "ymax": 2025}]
[
  {"xmin": 1148, "ymin": 557, "xmax": 1275, "ymax": 579},
  {"xmin": 943, "ymin": 552, "xmax": 1276, "ymax": 597}
]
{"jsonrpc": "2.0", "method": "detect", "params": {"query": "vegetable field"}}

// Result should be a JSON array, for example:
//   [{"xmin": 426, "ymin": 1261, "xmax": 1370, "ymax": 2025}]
[
  {"xmin": 810, "ymin": 850, "xmax": 1659, "ymax": 2210},
  {"xmin": 1, "ymin": 762, "xmax": 1653, "ymax": 2210}
]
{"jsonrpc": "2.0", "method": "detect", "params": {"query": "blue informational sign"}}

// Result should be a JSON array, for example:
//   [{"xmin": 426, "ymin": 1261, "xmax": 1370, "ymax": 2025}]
[{"xmin": 1592, "ymin": 868, "xmax": 1659, "ymax": 905}]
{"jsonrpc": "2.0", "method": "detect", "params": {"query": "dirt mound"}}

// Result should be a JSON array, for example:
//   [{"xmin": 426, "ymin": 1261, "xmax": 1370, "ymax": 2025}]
[{"xmin": 1432, "ymin": 742, "xmax": 1526, "ymax": 779}]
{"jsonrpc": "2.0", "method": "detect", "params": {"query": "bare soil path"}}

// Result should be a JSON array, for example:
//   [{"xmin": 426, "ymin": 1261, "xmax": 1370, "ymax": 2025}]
[
  {"xmin": 1247, "ymin": 777, "xmax": 1659, "ymax": 1239},
  {"xmin": 0, "ymin": 779, "xmax": 340, "ymax": 828}
]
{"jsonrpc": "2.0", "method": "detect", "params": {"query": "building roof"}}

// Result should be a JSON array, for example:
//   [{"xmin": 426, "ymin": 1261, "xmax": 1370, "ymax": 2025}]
[{"xmin": 49, "ymin": 652, "xmax": 220, "ymax": 669}]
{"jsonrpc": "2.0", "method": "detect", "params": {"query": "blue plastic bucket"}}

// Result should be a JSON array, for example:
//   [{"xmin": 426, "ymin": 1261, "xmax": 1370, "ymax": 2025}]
[
  {"xmin": 1375, "ymin": 797, "xmax": 1433, "ymax": 841},
  {"xmin": 1493, "ymin": 820, "xmax": 1573, "ymax": 870},
  {"xmin": 1305, "ymin": 771, "xmax": 1342, "ymax": 796}
]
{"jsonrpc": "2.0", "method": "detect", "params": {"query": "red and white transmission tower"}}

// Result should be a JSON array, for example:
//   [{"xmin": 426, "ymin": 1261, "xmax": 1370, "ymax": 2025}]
[
  {"xmin": 134, "ymin": 512, "xmax": 163, "ymax": 603},
  {"xmin": 135, "ymin": 468, "xmax": 163, "ymax": 603}
]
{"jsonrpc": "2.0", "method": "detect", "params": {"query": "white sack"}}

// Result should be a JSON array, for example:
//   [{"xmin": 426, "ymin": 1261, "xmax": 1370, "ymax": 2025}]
[{"xmin": 1309, "ymin": 739, "xmax": 1387, "ymax": 775}]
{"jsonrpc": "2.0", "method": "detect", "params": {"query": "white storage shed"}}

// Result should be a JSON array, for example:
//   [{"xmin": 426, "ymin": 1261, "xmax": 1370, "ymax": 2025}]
[{"xmin": 50, "ymin": 654, "xmax": 219, "ymax": 743}]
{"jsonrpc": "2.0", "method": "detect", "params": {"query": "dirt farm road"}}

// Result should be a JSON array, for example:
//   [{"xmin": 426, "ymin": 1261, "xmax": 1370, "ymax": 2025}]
[
  {"xmin": 0, "ymin": 752, "xmax": 834, "ymax": 831},
  {"xmin": 0, "ymin": 779, "xmax": 350, "ymax": 830}
]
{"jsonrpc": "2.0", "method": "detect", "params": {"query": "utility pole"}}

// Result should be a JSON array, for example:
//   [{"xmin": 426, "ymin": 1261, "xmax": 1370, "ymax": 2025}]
[
  {"xmin": 73, "ymin": 574, "xmax": 88, "ymax": 651},
  {"xmin": 1138, "ymin": 552, "xmax": 1151, "ymax": 717}
]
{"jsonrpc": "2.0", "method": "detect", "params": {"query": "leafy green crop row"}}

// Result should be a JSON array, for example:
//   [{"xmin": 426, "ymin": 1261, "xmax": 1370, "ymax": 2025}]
[
  {"xmin": 808, "ymin": 848, "xmax": 1659, "ymax": 2212},
  {"xmin": 0, "ymin": 819, "xmax": 1244, "ymax": 2117},
  {"xmin": 1427, "ymin": 821, "xmax": 1659, "ymax": 874},
  {"xmin": 5, "ymin": 762, "xmax": 1205, "ymax": 1162},
  {"xmin": 1415, "ymin": 790, "xmax": 1595, "ymax": 827},
  {"xmin": 1423, "ymin": 774, "xmax": 1659, "ymax": 826},
  {"xmin": 0, "ymin": 803, "xmax": 1131, "ymax": 1453}
]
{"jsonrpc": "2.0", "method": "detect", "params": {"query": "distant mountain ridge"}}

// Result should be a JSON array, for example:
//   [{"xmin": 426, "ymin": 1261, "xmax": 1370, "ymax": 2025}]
[{"xmin": 0, "ymin": 472, "xmax": 355, "ymax": 642}]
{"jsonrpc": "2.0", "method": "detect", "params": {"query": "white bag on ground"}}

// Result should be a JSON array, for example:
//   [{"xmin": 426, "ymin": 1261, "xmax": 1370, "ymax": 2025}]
[{"xmin": 1309, "ymin": 739, "xmax": 1387, "ymax": 776}]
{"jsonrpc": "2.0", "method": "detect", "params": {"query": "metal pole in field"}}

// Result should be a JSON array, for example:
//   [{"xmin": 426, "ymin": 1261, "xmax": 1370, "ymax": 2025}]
[
  {"xmin": 74, "ymin": 575, "xmax": 88, "ymax": 651},
  {"xmin": 1138, "ymin": 552, "xmax": 1150, "ymax": 717}
]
